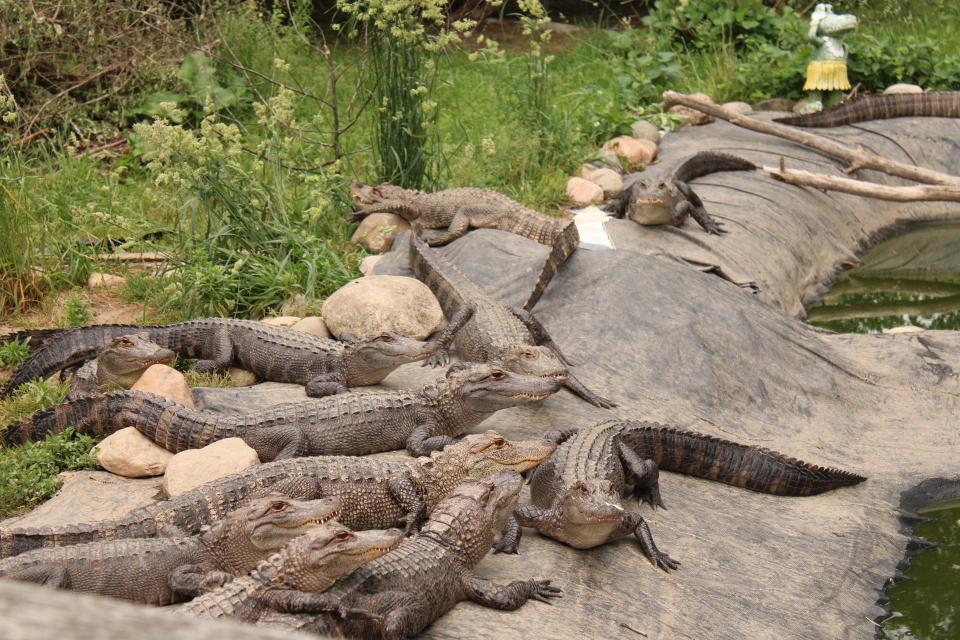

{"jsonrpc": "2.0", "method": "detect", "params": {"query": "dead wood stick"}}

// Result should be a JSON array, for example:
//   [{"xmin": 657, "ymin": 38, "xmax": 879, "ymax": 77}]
[
  {"xmin": 662, "ymin": 91, "xmax": 960, "ymax": 186},
  {"xmin": 764, "ymin": 164, "xmax": 960, "ymax": 201}
]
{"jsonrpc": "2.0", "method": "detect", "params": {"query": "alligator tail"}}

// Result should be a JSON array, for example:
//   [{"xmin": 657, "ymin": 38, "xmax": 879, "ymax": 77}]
[
  {"xmin": 619, "ymin": 421, "xmax": 866, "ymax": 496},
  {"xmin": 0, "ymin": 514, "xmax": 159, "ymax": 558},
  {"xmin": 523, "ymin": 220, "xmax": 580, "ymax": 311},
  {"xmin": 774, "ymin": 92, "xmax": 960, "ymax": 128},
  {"xmin": 4, "ymin": 391, "xmax": 148, "ymax": 445},
  {"xmin": 409, "ymin": 232, "xmax": 475, "ymax": 314},
  {"xmin": 0, "ymin": 328, "xmax": 67, "ymax": 351}
]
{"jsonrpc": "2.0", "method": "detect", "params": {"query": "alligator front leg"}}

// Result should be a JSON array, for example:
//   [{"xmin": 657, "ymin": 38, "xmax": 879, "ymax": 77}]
[
  {"xmin": 339, "ymin": 591, "xmax": 428, "ymax": 640},
  {"xmin": 492, "ymin": 513, "xmax": 522, "ymax": 554},
  {"xmin": 617, "ymin": 441, "xmax": 664, "ymax": 509},
  {"xmin": 613, "ymin": 512, "xmax": 679, "ymax": 572},
  {"xmin": 387, "ymin": 473, "xmax": 428, "ymax": 535},
  {"xmin": 422, "ymin": 306, "xmax": 475, "ymax": 368},
  {"xmin": 169, "ymin": 565, "xmax": 233, "ymax": 597},
  {"xmin": 193, "ymin": 327, "xmax": 233, "ymax": 374},
  {"xmin": 462, "ymin": 575, "xmax": 562, "ymax": 609},
  {"xmin": 305, "ymin": 373, "xmax": 349, "ymax": 398},
  {"xmin": 257, "ymin": 590, "xmax": 340, "ymax": 615},
  {"xmin": 674, "ymin": 182, "xmax": 725, "ymax": 235},
  {"xmin": 564, "ymin": 373, "xmax": 617, "ymax": 409},
  {"xmin": 2, "ymin": 565, "xmax": 70, "ymax": 588},
  {"xmin": 406, "ymin": 423, "xmax": 458, "ymax": 458},
  {"xmin": 419, "ymin": 205, "xmax": 502, "ymax": 246},
  {"xmin": 507, "ymin": 307, "xmax": 572, "ymax": 366},
  {"xmin": 242, "ymin": 428, "xmax": 308, "ymax": 462}
]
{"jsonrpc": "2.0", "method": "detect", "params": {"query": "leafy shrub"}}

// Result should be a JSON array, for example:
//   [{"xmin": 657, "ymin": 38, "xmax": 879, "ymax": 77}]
[
  {"xmin": 846, "ymin": 33, "xmax": 960, "ymax": 91},
  {"xmin": 0, "ymin": 339, "xmax": 30, "ymax": 369},
  {"xmin": 62, "ymin": 292, "xmax": 94, "ymax": 327},
  {"xmin": 644, "ymin": 0, "xmax": 800, "ymax": 51}
]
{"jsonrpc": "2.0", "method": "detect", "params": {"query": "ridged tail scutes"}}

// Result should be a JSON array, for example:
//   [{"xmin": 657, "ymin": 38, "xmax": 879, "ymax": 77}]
[
  {"xmin": 0, "ymin": 328, "xmax": 66, "ymax": 351},
  {"xmin": 0, "ymin": 516, "xmax": 158, "ymax": 558},
  {"xmin": 619, "ymin": 421, "xmax": 866, "ymax": 496},
  {"xmin": 774, "ymin": 92, "xmax": 960, "ymax": 128},
  {"xmin": 523, "ymin": 220, "xmax": 579, "ymax": 311},
  {"xmin": 3, "ymin": 391, "xmax": 134, "ymax": 446}
]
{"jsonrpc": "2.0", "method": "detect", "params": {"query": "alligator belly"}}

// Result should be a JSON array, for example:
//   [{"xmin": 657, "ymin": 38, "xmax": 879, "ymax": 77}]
[{"xmin": 628, "ymin": 203, "xmax": 676, "ymax": 226}]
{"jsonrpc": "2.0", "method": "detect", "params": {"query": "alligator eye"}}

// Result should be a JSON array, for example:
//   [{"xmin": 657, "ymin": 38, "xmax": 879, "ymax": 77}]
[
  {"xmin": 524, "ymin": 351, "xmax": 535, "ymax": 359},
  {"xmin": 493, "ymin": 436, "xmax": 507, "ymax": 448},
  {"xmin": 490, "ymin": 370, "xmax": 507, "ymax": 380},
  {"xmin": 334, "ymin": 531, "xmax": 353, "ymax": 541},
  {"xmin": 578, "ymin": 485, "xmax": 589, "ymax": 495},
  {"xmin": 377, "ymin": 333, "xmax": 394, "ymax": 342},
  {"xmin": 269, "ymin": 500, "xmax": 289, "ymax": 512}
]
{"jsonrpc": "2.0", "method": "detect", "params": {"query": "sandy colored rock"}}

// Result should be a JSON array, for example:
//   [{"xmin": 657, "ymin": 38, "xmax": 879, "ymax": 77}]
[
  {"xmin": 227, "ymin": 367, "xmax": 258, "ymax": 387},
  {"xmin": 87, "ymin": 273, "xmax": 126, "ymax": 288},
  {"xmin": 350, "ymin": 213, "xmax": 411, "ymax": 254},
  {"xmin": 162, "ymin": 438, "xmax": 259, "ymax": 498},
  {"xmin": 321, "ymin": 275, "xmax": 444, "ymax": 340},
  {"xmin": 885, "ymin": 325, "xmax": 924, "ymax": 334},
  {"xmin": 723, "ymin": 101, "xmax": 753, "ymax": 115},
  {"xmin": 884, "ymin": 83, "xmax": 923, "ymax": 94},
  {"xmin": 669, "ymin": 92, "xmax": 716, "ymax": 126},
  {"xmin": 565, "ymin": 177, "xmax": 605, "ymax": 206},
  {"xmin": 260, "ymin": 316, "xmax": 301, "ymax": 327},
  {"xmin": 580, "ymin": 167, "xmax": 624, "ymax": 198},
  {"xmin": 290, "ymin": 315, "xmax": 331, "ymax": 339},
  {"xmin": 630, "ymin": 119, "xmax": 661, "ymax": 144},
  {"xmin": 603, "ymin": 136, "xmax": 657, "ymax": 169},
  {"xmin": 359, "ymin": 254, "xmax": 383, "ymax": 276},
  {"xmin": 755, "ymin": 98, "xmax": 796, "ymax": 112},
  {"xmin": 93, "ymin": 427, "xmax": 173, "ymax": 478},
  {"xmin": 130, "ymin": 364, "xmax": 196, "ymax": 409}
]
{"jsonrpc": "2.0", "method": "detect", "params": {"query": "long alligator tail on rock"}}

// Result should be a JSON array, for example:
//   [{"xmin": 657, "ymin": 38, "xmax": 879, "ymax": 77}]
[
  {"xmin": 0, "ymin": 514, "xmax": 160, "ymax": 558},
  {"xmin": 619, "ymin": 421, "xmax": 866, "ymax": 496},
  {"xmin": 774, "ymin": 92, "xmax": 960, "ymax": 128},
  {"xmin": 523, "ymin": 219, "xmax": 580, "ymax": 311}
]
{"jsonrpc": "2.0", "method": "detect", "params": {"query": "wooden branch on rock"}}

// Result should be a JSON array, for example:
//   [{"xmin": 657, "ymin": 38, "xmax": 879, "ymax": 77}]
[
  {"xmin": 765, "ymin": 162, "xmax": 960, "ymax": 202},
  {"xmin": 662, "ymin": 91, "xmax": 960, "ymax": 187}
]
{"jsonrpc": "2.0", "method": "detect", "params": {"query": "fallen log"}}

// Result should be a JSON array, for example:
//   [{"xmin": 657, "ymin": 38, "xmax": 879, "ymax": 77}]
[{"xmin": 764, "ymin": 162, "xmax": 960, "ymax": 201}]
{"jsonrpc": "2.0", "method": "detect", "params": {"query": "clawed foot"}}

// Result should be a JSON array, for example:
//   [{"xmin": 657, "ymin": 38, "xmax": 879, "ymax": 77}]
[
  {"xmin": 634, "ymin": 485, "xmax": 665, "ymax": 510},
  {"xmin": 527, "ymin": 579, "xmax": 563, "ymax": 604},
  {"xmin": 422, "ymin": 348, "xmax": 449, "ymax": 368},
  {"xmin": 649, "ymin": 550, "xmax": 680, "ymax": 572},
  {"xmin": 701, "ymin": 219, "xmax": 727, "ymax": 235},
  {"xmin": 339, "ymin": 606, "xmax": 383, "ymax": 624},
  {"xmin": 419, "ymin": 229, "xmax": 451, "ymax": 246},
  {"xmin": 591, "ymin": 394, "xmax": 617, "ymax": 410},
  {"xmin": 492, "ymin": 535, "xmax": 520, "ymax": 555}
]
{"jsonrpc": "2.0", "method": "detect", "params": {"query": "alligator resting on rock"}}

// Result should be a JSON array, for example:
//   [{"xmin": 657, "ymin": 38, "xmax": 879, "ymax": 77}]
[
  {"xmin": 0, "ymin": 496, "xmax": 340, "ymax": 605},
  {"xmin": 0, "ymin": 432, "xmax": 556, "ymax": 557},
  {"xmin": 5, "ymin": 364, "xmax": 561, "ymax": 460},
  {"xmin": 65, "ymin": 332, "xmax": 175, "ymax": 398},
  {"xmin": 0, "ymin": 318, "xmax": 460, "ymax": 399},
  {"xmin": 516, "ymin": 421, "xmax": 866, "ymax": 570},
  {"xmin": 774, "ymin": 91, "xmax": 960, "ymax": 127},
  {"xmin": 607, "ymin": 151, "xmax": 758, "ymax": 234},
  {"xmin": 259, "ymin": 471, "xmax": 562, "ymax": 639},
  {"xmin": 350, "ymin": 182, "xmax": 579, "ymax": 311}
]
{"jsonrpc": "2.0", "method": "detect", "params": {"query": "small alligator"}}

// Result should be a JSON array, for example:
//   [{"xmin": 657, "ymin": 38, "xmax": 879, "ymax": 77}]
[
  {"xmin": 5, "ymin": 363, "xmax": 560, "ymax": 460},
  {"xmin": 0, "ymin": 496, "xmax": 339, "ymax": 605},
  {"xmin": 607, "ymin": 152, "xmax": 757, "ymax": 234},
  {"xmin": 516, "ymin": 421, "xmax": 867, "ymax": 570},
  {"xmin": 0, "ymin": 318, "xmax": 458, "ymax": 399},
  {"xmin": 0, "ymin": 431, "xmax": 556, "ymax": 557},
  {"xmin": 259, "ymin": 471, "xmax": 562, "ymax": 639},
  {"xmin": 66, "ymin": 332, "xmax": 175, "ymax": 397},
  {"xmin": 409, "ymin": 233, "xmax": 615, "ymax": 409},
  {"xmin": 181, "ymin": 521, "xmax": 404, "ymax": 622},
  {"xmin": 351, "ymin": 182, "xmax": 579, "ymax": 311},
  {"xmin": 775, "ymin": 91, "xmax": 960, "ymax": 127}
]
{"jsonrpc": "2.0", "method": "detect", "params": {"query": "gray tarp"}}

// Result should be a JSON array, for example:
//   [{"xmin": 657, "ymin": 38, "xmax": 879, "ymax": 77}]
[{"xmin": 6, "ymin": 115, "xmax": 960, "ymax": 639}]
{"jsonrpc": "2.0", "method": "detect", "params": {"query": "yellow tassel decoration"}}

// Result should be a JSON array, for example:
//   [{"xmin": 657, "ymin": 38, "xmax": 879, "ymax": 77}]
[{"xmin": 803, "ymin": 60, "xmax": 851, "ymax": 91}]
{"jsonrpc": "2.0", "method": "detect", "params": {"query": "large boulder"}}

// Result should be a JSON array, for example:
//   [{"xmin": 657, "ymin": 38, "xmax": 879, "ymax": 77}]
[
  {"xmin": 580, "ymin": 166, "xmax": 624, "ymax": 198},
  {"xmin": 162, "ymin": 438, "xmax": 259, "ymax": 498},
  {"xmin": 602, "ymin": 136, "xmax": 657, "ymax": 169},
  {"xmin": 93, "ymin": 428, "xmax": 173, "ymax": 478},
  {"xmin": 290, "ymin": 316, "xmax": 331, "ymax": 339},
  {"xmin": 350, "ymin": 213, "xmax": 411, "ymax": 254},
  {"xmin": 321, "ymin": 275, "xmax": 444, "ymax": 340},
  {"xmin": 130, "ymin": 364, "xmax": 195, "ymax": 410},
  {"xmin": 565, "ymin": 177, "xmax": 604, "ymax": 206}
]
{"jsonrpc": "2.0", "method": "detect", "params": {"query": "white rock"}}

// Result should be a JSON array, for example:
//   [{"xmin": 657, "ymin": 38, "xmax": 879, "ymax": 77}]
[
  {"xmin": 885, "ymin": 325, "xmax": 924, "ymax": 334},
  {"xmin": 630, "ymin": 120, "xmax": 661, "ymax": 144},
  {"xmin": 227, "ymin": 367, "xmax": 258, "ymax": 387},
  {"xmin": 130, "ymin": 364, "xmax": 196, "ymax": 409},
  {"xmin": 581, "ymin": 167, "xmax": 624, "ymax": 198},
  {"xmin": 669, "ymin": 93, "xmax": 716, "ymax": 126},
  {"xmin": 603, "ymin": 136, "xmax": 657, "ymax": 169},
  {"xmin": 565, "ymin": 177, "xmax": 604, "ymax": 206},
  {"xmin": 350, "ymin": 213, "xmax": 411, "ymax": 254},
  {"xmin": 260, "ymin": 316, "xmax": 301, "ymax": 328},
  {"xmin": 87, "ymin": 273, "xmax": 126, "ymax": 288},
  {"xmin": 884, "ymin": 83, "xmax": 923, "ymax": 94},
  {"xmin": 321, "ymin": 275, "xmax": 444, "ymax": 340},
  {"xmin": 162, "ymin": 438, "xmax": 260, "ymax": 498},
  {"xmin": 291, "ymin": 316, "xmax": 331, "ymax": 339},
  {"xmin": 359, "ymin": 255, "xmax": 383, "ymax": 276},
  {"xmin": 723, "ymin": 101, "xmax": 753, "ymax": 115},
  {"xmin": 93, "ymin": 427, "xmax": 173, "ymax": 478}
]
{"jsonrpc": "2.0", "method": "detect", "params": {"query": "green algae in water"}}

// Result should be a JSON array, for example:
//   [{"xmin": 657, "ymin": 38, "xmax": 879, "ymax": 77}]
[
  {"xmin": 808, "ymin": 222, "xmax": 960, "ymax": 333},
  {"xmin": 883, "ymin": 499, "xmax": 960, "ymax": 639}
]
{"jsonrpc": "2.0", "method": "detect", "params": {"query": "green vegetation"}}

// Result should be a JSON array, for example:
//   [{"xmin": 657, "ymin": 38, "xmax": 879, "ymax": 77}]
[
  {"xmin": 62, "ymin": 292, "xmax": 94, "ymax": 327},
  {"xmin": 0, "ymin": 339, "xmax": 30, "ymax": 369}
]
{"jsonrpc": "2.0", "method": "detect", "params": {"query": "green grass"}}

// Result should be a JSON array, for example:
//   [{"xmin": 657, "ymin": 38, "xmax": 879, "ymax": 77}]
[{"xmin": 0, "ymin": 340, "xmax": 30, "ymax": 368}]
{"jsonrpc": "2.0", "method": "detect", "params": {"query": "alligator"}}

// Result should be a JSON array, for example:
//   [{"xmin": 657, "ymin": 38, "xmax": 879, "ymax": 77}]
[
  {"xmin": 351, "ymin": 182, "xmax": 579, "ymax": 311},
  {"xmin": 775, "ymin": 91, "xmax": 960, "ymax": 128},
  {"xmin": 0, "ymin": 431, "xmax": 556, "ymax": 557},
  {"xmin": 409, "ymin": 232, "xmax": 615, "ymax": 409},
  {"xmin": 0, "ymin": 496, "xmax": 339, "ymax": 605},
  {"xmin": 516, "ymin": 421, "xmax": 867, "ymax": 570},
  {"xmin": 0, "ymin": 318, "xmax": 459, "ymax": 399},
  {"xmin": 5, "ymin": 363, "xmax": 561, "ymax": 460},
  {"xmin": 258, "ymin": 471, "xmax": 562, "ymax": 639},
  {"xmin": 66, "ymin": 332, "xmax": 175, "ymax": 397},
  {"xmin": 606, "ymin": 152, "xmax": 758, "ymax": 234},
  {"xmin": 181, "ymin": 522, "xmax": 404, "ymax": 622}
]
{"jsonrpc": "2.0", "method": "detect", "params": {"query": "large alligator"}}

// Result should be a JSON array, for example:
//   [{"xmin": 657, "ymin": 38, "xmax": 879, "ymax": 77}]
[
  {"xmin": 775, "ymin": 91, "xmax": 960, "ymax": 127},
  {"xmin": 5, "ymin": 363, "xmax": 560, "ymax": 460},
  {"xmin": 409, "ymin": 233, "xmax": 615, "ymax": 409},
  {"xmin": 65, "ymin": 332, "xmax": 175, "ymax": 397},
  {"xmin": 0, "ymin": 496, "xmax": 339, "ymax": 605},
  {"xmin": 516, "ymin": 421, "xmax": 867, "ymax": 570},
  {"xmin": 0, "ymin": 318, "xmax": 459, "ymax": 399},
  {"xmin": 0, "ymin": 431, "xmax": 556, "ymax": 557},
  {"xmin": 259, "ymin": 471, "xmax": 562, "ymax": 639},
  {"xmin": 607, "ymin": 151, "xmax": 758, "ymax": 234},
  {"xmin": 351, "ymin": 182, "xmax": 579, "ymax": 311},
  {"xmin": 181, "ymin": 521, "xmax": 404, "ymax": 622}
]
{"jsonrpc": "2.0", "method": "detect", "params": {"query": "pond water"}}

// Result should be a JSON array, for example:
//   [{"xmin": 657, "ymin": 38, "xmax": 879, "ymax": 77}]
[
  {"xmin": 806, "ymin": 222, "xmax": 960, "ymax": 333},
  {"xmin": 882, "ymin": 499, "xmax": 960, "ymax": 640}
]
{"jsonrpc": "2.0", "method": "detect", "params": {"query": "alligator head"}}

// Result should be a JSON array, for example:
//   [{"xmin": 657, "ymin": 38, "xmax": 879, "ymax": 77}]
[
  {"xmin": 495, "ymin": 344, "xmax": 569, "ymax": 384},
  {"xmin": 624, "ymin": 179, "xmax": 677, "ymax": 226},
  {"xmin": 342, "ymin": 331, "xmax": 439, "ymax": 385},
  {"xmin": 440, "ymin": 363, "xmax": 562, "ymax": 416},
  {"xmin": 96, "ymin": 332, "xmax": 176, "ymax": 389},
  {"xmin": 553, "ymin": 479, "xmax": 626, "ymax": 549},
  {"xmin": 276, "ymin": 521, "xmax": 404, "ymax": 592},
  {"xmin": 349, "ymin": 182, "xmax": 421, "ymax": 221}
]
